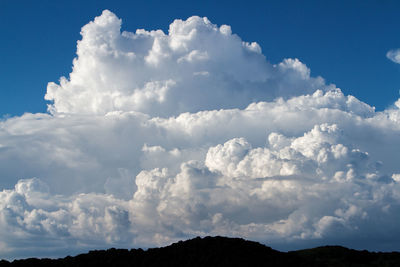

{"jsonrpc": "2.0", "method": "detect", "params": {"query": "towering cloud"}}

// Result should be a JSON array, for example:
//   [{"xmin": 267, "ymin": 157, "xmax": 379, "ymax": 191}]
[
  {"xmin": 1, "ymin": 10, "xmax": 400, "ymax": 259},
  {"xmin": 45, "ymin": 10, "xmax": 330, "ymax": 117}
]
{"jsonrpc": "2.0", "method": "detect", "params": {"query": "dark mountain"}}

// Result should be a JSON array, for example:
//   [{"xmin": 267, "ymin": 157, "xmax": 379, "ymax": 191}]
[{"xmin": 2, "ymin": 236, "xmax": 400, "ymax": 266}]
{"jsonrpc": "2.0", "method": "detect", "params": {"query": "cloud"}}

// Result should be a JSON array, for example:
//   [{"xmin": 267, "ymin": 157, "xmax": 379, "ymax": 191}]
[
  {"xmin": 44, "ymin": 10, "xmax": 331, "ymax": 117},
  {"xmin": 387, "ymin": 48, "xmax": 400, "ymax": 64},
  {"xmin": 0, "ymin": 178, "xmax": 133, "ymax": 258},
  {"xmin": 1, "ymin": 10, "xmax": 400, "ymax": 258}
]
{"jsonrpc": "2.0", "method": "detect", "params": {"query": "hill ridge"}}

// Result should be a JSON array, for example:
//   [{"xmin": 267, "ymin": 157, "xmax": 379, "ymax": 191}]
[{"xmin": 3, "ymin": 236, "xmax": 400, "ymax": 266}]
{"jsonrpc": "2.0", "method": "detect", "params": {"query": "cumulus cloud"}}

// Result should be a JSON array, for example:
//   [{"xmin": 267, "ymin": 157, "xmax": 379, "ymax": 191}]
[
  {"xmin": 44, "ymin": 10, "xmax": 331, "ymax": 117},
  {"xmin": 0, "ymin": 178, "xmax": 133, "ymax": 258},
  {"xmin": 1, "ymin": 10, "xmax": 400, "ymax": 258},
  {"xmin": 387, "ymin": 48, "xmax": 400, "ymax": 64}
]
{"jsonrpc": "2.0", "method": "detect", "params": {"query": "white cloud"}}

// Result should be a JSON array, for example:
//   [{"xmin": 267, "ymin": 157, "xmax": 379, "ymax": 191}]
[
  {"xmin": 44, "ymin": 10, "xmax": 331, "ymax": 117},
  {"xmin": 387, "ymin": 48, "xmax": 400, "ymax": 64},
  {"xmin": 1, "ymin": 10, "xmax": 400, "ymax": 258}
]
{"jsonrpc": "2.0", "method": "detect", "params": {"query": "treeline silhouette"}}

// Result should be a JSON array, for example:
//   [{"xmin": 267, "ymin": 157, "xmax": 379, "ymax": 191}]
[{"xmin": 2, "ymin": 236, "xmax": 400, "ymax": 266}]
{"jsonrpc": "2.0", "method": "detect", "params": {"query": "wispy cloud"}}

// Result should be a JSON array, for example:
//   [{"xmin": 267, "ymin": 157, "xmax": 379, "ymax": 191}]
[{"xmin": 387, "ymin": 48, "xmax": 400, "ymax": 64}]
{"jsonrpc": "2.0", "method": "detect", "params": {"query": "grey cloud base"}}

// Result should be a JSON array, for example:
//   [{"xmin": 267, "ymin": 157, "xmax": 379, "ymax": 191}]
[{"xmin": 1, "ymin": 10, "xmax": 400, "ymax": 259}]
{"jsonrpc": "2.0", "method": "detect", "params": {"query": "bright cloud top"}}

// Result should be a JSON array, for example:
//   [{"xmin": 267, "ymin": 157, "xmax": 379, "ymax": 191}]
[
  {"xmin": 45, "ymin": 10, "xmax": 331, "ymax": 117},
  {"xmin": 1, "ymin": 10, "xmax": 400, "ymax": 259}
]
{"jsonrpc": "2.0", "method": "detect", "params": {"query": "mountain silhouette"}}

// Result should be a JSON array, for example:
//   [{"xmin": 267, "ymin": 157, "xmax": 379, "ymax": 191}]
[{"xmin": 2, "ymin": 236, "xmax": 400, "ymax": 266}]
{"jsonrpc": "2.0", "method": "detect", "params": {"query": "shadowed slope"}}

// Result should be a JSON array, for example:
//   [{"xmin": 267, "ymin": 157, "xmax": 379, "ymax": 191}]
[{"xmin": 2, "ymin": 236, "xmax": 400, "ymax": 266}]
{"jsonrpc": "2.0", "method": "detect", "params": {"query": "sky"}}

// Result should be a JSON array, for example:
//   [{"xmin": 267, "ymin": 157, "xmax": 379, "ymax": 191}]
[
  {"xmin": 1, "ymin": 0, "xmax": 400, "ymax": 260},
  {"xmin": 1, "ymin": 0, "xmax": 400, "ymax": 116}
]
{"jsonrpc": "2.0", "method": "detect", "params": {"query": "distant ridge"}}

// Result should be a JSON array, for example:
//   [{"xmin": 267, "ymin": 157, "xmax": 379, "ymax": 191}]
[{"xmin": 2, "ymin": 236, "xmax": 400, "ymax": 266}]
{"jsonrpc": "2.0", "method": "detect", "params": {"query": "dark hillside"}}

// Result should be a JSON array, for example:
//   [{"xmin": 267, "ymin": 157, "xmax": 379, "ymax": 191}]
[
  {"xmin": 2, "ymin": 236, "xmax": 400, "ymax": 267},
  {"xmin": 290, "ymin": 245, "xmax": 400, "ymax": 267}
]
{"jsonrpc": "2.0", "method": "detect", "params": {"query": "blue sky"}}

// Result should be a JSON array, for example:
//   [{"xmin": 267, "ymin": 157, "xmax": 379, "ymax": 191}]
[{"xmin": 1, "ymin": 0, "xmax": 400, "ymax": 116}]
